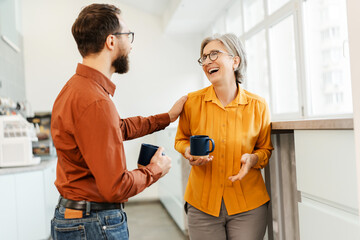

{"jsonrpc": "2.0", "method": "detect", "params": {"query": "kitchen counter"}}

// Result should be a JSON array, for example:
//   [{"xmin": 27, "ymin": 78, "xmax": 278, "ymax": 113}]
[
  {"xmin": 271, "ymin": 118, "xmax": 353, "ymax": 132},
  {"xmin": 0, "ymin": 157, "xmax": 57, "ymax": 175},
  {"xmin": 268, "ymin": 117, "xmax": 359, "ymax": 240},
  {"xmin": 0, "ymin": 156, "xmax": 58, "ymax": 239}
]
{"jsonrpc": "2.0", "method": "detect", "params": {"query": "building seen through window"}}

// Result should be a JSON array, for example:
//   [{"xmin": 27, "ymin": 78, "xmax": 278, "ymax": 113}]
[{"xmin": 208, "ymin": 0, "xmax": 353, "ymax": 120}]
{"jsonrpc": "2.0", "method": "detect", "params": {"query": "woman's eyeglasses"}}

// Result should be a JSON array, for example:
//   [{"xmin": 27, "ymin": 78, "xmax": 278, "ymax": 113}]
[
  {"xmin": 198, "ymin": 50, "xmax": 233, "ymax": 66},
  {"xmin": 112, "ymin": 32, "xmax": 134, "ymax": 43}
]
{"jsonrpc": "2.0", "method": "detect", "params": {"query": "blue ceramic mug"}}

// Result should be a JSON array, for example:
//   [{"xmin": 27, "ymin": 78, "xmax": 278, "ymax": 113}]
[
  {"xmin": 138, "ymin": 143, "xmax": 159, "ymax": 167},
  {"xmin": 190, "ymin": 135, "xmax": 215, "ymax": 158}
]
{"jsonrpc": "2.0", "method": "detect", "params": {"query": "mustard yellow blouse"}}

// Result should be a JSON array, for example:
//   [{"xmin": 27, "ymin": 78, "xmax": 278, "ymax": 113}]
[{"xmin": 175, "ymin": 85, "xmax": 273, "ymax": 217}]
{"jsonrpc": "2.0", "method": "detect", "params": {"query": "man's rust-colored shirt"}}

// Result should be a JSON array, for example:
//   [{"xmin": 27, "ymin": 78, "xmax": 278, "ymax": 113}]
[{"xmin": 51, "ymin": 63, "xmax": 170, "ymax": 203}]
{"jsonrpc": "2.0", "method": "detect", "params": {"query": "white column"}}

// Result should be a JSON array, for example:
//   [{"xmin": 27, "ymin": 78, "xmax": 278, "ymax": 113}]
[{"xmin": 347, "ymin": 0, "xmax": 360, "ymax": 215}]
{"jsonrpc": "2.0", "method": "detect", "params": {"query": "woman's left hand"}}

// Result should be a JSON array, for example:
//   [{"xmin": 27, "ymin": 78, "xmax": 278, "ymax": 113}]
[{"xmin": 228, "ymin": 153, "xmax": 258, "ymax": 182}]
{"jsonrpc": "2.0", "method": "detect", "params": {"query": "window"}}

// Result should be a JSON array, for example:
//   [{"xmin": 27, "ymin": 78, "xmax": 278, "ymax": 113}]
[
  {"xmin": 303, "ymin": 0, "xmax": 352, "ymax": 116},
  {"xmin": 268, "ymin": 0, "xmax": 291, "ymax": 14},
  {"xmin": 243, "ymin": 0, "xmax": 264, "ymax": 31},
  {"xmin": 245, "ymin": 30, "xmax": 270, "ymax": 104},
  {"xmin": 207, "ymin": 0, "xmax": 353, "ymax": 120},
  {"xmin": 269, "ymin": 15, "xmax": 299, "ymax": 114},
  {"xmin": 226, "ymin": 0, "xmax": 243, "ymax": 36}
]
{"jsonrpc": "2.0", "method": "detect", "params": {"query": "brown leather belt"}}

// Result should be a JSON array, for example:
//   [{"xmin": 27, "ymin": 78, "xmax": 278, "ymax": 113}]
[{"xmin": 58, "ymin": 196, "xmax": 124, "ymax": 213}]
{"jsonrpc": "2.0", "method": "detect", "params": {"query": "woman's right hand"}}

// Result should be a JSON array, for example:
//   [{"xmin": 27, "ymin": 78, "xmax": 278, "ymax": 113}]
[{"xmin": 184, "ymin": 147, "xmax": 213, "ymax": 166}]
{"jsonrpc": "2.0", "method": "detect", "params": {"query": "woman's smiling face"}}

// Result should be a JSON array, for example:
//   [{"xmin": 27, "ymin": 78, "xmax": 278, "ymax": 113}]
[{"xmin": 201, "ymin": 40, "xmax": 237, "ymax": 85}]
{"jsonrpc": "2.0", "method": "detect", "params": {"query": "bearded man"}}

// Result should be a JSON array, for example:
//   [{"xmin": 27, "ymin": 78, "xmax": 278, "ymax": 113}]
[{"xmin": 50, "ymin": 4, "xmax": 187, "ymax": 239}]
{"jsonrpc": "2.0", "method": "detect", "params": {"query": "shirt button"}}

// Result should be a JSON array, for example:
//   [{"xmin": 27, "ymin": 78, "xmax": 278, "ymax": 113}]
[
  {"xmin": 222, "ymin": 139, "xmax": 225, "ymax": 143},
  {"xmin": 103, "ymin": 226, "xmax": 107, "ymax": 230},
  {"xmin": 222, "ymin": 124, "xmax": 225, "ymax": 127},
  {"xmin": 221, "ymin": 154, "xmax": 224, "ymax": 158},
  {"xmin": 220, "ymin": 184, "xmax": 223, "ymax": 187}
]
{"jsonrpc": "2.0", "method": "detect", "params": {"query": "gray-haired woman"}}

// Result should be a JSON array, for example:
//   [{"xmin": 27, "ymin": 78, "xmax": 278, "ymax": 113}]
[{"xmin": 175, "ymin": 33, "xmax": 273, "ymax": 240}]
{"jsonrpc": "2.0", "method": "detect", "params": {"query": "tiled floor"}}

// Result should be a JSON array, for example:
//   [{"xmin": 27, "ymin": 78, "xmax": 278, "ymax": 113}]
[{"xmin": 126, "ymin": 201, "xmax": 189, "ymax": 240}]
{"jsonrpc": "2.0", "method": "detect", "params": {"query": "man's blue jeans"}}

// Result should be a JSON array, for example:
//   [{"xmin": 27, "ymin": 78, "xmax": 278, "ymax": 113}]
[{"xmin": 51, "ymin": 205, "xmax": 129, "ymax": 240}]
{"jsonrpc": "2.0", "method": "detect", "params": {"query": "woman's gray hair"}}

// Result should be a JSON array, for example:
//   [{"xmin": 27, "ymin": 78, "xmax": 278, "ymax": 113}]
[{"xmin": 200, "ymin": 33, "xmax": 247, "ymax": 84}]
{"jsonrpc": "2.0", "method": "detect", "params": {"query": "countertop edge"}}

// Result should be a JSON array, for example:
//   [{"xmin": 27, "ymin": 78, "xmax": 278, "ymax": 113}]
[
  {"xmin": 271, "ymin": 118, "xmax": 353, "ymax": 131},
  {"xmin": 0, "ymin": 157, "xmax": 57, "ymax": 175}
]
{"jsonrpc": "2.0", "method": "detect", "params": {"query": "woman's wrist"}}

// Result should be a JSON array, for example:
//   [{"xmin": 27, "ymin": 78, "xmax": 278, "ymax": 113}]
[{"xmin": 250, "ymin": 154, "xmax": 259, "ymax": 167}]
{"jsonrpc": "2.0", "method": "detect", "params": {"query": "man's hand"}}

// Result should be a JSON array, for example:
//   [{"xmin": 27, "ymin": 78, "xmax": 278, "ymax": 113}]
[
  {"xmin": 150, "ymin": 147, "xmax": 171, "ymax": 177},
  {"xmin": 168, "ymin": 96, "xmax": 188, "ymax": 122},
  {"xmin": 228, "ymin": 153, "xmax": 258, "ymax": 182},
  {"xmin": 184, "ymin": 147, "xmax": 213, "ymax": 166}
]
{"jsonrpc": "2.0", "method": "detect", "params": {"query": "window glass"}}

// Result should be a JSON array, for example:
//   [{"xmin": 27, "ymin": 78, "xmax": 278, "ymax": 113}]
[
  {"xmin": 269, "ymin": 15, "xmax": 299, "ymax": 114},
  {"xmin": 226, "ymin": 0, "xmax": 242, "ymax": 36},
  {"xmin": 243, "ymin": 0, "xmax": 265, "ymax": 31},
  {"xmin": 268, "ymin": 0, "xmax": 291, "ymax": 14},
  {"xmin": 244, "ymin": 30, "xmax": 270, "ymax": 104},
  {"xmin": 304, "ymin": 0, "xmax": 352, "ymax": 115}
]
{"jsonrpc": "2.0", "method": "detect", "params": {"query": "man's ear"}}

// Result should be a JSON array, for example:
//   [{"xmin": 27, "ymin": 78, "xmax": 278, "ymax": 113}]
[{"xmin": 105, "ymin": 34, "xmax": 116, "ymax": 50}]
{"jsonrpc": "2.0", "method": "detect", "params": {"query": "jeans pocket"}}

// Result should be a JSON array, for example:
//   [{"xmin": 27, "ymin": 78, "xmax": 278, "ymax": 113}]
[
  {"xmin": 102, "ymin": 211, "xmax": 129, "ymax": 240},
  {"xmin": 53, "ymin": 224, "xmax": 86, "ymax": 240},
  {"xmin": 104, "ymin": 211, "xmax": 126, "ymax": 228}
]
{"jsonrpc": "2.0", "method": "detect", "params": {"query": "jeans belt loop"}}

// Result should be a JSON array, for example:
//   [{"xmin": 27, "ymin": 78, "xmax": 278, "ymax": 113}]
[
  {"xmin": 56, "ymin": 196, "xmax": 62, "ymax": 208},
  {"xmin": 86, "ymin": 201, "xmax": 91, "ymax": 215}
]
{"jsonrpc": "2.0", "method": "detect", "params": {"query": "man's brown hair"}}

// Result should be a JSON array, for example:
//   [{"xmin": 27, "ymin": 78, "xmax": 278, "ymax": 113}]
[{"xmin": 72, "ymin": 4, "xmax": 121, "ymax": 57}]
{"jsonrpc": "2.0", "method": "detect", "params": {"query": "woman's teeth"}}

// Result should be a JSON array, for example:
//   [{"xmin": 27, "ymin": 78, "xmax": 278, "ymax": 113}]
[{"xmin": 208, "ymin": 68, "xmax": 219, "ymax": 74}]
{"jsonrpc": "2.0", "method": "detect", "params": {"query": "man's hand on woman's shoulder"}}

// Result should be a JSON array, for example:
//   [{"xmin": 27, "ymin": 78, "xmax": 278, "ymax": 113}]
[{"xmin": 168, "ymin": 95, "xmax": 188, "ymax": 122}]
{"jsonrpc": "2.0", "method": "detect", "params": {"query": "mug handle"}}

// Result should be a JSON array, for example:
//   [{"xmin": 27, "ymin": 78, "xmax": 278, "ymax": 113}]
[{"xmin": 207, "ymin": 138, "xmax": 215, "ymax": 154}]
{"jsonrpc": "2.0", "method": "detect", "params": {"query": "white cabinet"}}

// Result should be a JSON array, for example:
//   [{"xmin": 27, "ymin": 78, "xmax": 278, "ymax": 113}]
[
  {"xmin": 43, "ymin": 162, "xmax": 58, "ymax": 234},
  {"xmin": 157, "ymin": 127, "xmax": 188, "ymax": 233},
  {"xmin": 15, "ymin": 171, "xmax": 46, "ymax": 239},
  {"xmin": 0, "ymin": 174, "xmax": 17, "ymax": 240},
  {"xmin": 294, "ymin": 130, "xmax": 360, "ymax": 239},
  {"xmin": 299, "ymin": 198, "xmax": 360, "ymax": 240},
  {"xmin": 0, "ymin": 160, "xmax": 58, "ymax": 240}
]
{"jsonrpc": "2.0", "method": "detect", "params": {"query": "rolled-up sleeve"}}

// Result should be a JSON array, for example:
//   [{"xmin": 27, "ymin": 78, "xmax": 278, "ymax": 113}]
[
  {"xmin": 253, "ymin": 102, "xmax": 274, "ymax": 169},
  {"xmin": 175, "ymin": 101, "xmax": 191, "ymax": 156},
  {"xmin": 74, "ymin": 99, "xmax": 165, "ymax": 202}
]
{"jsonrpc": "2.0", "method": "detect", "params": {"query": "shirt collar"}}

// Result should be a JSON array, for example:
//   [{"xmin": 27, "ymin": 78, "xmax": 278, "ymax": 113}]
[
  {"xmin": 204, "ymin": 84, "xmax": 248, "ymax": 107},
  {"xmin": 75, "ymin": 63, "xmax": 116, "ymax": 97}
]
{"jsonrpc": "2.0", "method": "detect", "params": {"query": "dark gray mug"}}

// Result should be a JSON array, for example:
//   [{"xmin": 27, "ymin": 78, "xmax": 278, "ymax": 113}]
[
  {"xmin": 138, "ymin": 143, "xmax": 159, "ymax": 167},
  {"xmin": 138, "ymin": 143, "xmax": 165, "ymax": 167},
  {"xmin": 190, "ymin": 135, "xmax": 215, "ymax": 157}
]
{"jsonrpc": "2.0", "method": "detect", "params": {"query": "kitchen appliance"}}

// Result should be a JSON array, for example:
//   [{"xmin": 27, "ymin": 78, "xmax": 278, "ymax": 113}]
[
  {"xmin": 0, "ymin": 114, "xmax": 41, "ymax": 167},
  {"xmin": 27, "ymin": 112, "xmax": 55, "ymax": 156}
]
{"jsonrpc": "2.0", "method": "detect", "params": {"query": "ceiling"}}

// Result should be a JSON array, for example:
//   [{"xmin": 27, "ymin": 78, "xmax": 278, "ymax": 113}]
[
  {"xmin": 118, "ymin": 0, "xmax": 173, "ymax": 16},
  {"xmin": 118, "ymin": 0, "xmax": 234, "ymax": 34}
]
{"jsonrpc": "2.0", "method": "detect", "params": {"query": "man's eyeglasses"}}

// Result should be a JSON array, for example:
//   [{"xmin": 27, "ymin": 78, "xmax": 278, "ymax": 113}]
[
  {"xmin": 198, "ymin": 50, "xmax": 233, "ymax": 66},
  {"xmin": 113, "ymin": 32, "xmax": 134, "ymax": 43}
]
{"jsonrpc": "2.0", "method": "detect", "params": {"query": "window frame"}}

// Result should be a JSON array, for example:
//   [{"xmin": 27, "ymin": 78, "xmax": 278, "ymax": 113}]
[{"xmin": 205, "ymin": 0, "xmax": 353, "ymax": 120}]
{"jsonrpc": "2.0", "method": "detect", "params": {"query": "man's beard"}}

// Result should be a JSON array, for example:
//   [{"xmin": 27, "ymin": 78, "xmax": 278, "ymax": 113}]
[{"xmin": 112, "ymin": 54, "xmax": 129, "ymax": 74}]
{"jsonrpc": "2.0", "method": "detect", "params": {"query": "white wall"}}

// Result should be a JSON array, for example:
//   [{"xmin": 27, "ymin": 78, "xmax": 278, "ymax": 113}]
[
  {"xmin": 21, "ymin": 0, "xmax": 203, "ymax": 200},
  {"xmin": 347, "ymin": 0, "xmax": 360, "ymax": 214}
]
